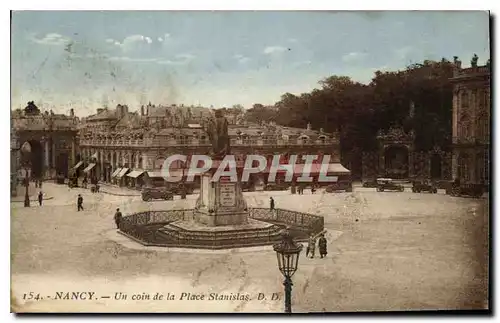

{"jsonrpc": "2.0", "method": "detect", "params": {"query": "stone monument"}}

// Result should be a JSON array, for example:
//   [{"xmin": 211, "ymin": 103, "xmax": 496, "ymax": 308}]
[{"xmin": 194, "ymin": 109, "xmax": 249, "ymax": 226}]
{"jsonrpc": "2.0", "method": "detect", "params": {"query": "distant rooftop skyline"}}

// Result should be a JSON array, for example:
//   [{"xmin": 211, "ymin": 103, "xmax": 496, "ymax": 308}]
[{"xmin": 11, "ymin": 11, "xmax": 490, "ymax": 116}]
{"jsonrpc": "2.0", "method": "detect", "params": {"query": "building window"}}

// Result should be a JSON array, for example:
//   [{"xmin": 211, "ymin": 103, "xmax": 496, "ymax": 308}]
[
  {"xmin": 458, "ymin": 153, "xmax": 470, "ymax": 182},
  {"xmin": 460, "ymin": 91, "xmax": 469, "ymax": 109},
  {"xmin": 484, "ymin": 150, "xmax": 489, "ymax": 183},
  {"xmin": 458, "ymin": 115, "xmax": 470, "ymax": 139},
  {"xmin": 476, "ymin": 153, "xmax": 484, "ymax": 183},
  {"xmin": 475, "ymin": 114, "xmax": 489, "ymax": 140}
]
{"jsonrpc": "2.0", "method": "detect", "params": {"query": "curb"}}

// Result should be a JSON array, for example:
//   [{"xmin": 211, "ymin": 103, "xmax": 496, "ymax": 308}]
[
  {"xmin": 100, "ymin": 190, "xmax": 141, "ymax": 197},
  {"xmin": 11, "ymin": 196, "xmax": 54, "ymax": 203}
]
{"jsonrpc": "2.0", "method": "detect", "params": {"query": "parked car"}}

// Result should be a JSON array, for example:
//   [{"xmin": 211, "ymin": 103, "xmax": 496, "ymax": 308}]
[
  {"xmin": 412, "ymin": 180, "xmax": 437, "ymax": 193},
  {"xmin": 448, "ymin": 183, "xmax": 484, "ymax": 198},
  {"xmin": 325, "ymin": 181, "xmax": 353, "ymax": 193},
  {"xmin": 362, "ymin": 179, "xmax": 378, "ymax": 188},
  {"xmin": 264, "ymin": 183, "xmax": 290, "ymax": 191},
  {"xmin": 376, "ymin": 178, "xmax": 404, "ymax": 192},
  {"xmin": 168, "ymin": 183, "xmax": 195, "ymax": 195},
  {"xmin": 141, "ymin": 187, "xmax": 174, "ymax": 201}
]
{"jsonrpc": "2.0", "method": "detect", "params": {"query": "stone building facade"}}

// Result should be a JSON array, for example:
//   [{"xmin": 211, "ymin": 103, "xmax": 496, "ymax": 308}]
[
  {"xmin": 11, "ymin": 102, "xmax": 80, "ymax": 195},
  {"xmin": 78, "ymin": 104, "xmax": 345, "ymax": 187},
  {"xmin": 361, "ymin": 127, "xmax": 453, "ymax": 181},
  {"xmin": 450, "ymin": 57, "xmax": 491, "ymax": 185}
]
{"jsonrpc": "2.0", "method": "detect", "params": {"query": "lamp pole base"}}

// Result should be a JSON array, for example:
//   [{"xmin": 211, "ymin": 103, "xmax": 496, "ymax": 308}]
[
  {"xmin": 284, "ymin": 277, "xmax": 293, "ymax": 313},
  {"xmin": 24, "ymin": 186, "xmax": 30, "ymax": 207}
]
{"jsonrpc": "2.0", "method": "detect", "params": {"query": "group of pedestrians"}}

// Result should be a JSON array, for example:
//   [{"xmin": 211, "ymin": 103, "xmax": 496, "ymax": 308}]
[
  {"xmin": 306, "ymin": 232, "xmax": 328, "ymax": 259},
  {"xmin": 296, "ymin": 185, "xmax": 316, "ymax": 195}
]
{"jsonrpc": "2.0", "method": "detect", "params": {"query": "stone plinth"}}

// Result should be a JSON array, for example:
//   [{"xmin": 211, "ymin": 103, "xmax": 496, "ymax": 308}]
[
  {"xmin": 194, "ymin": 166, "xmax": 249, "ymax": 226},
  {"xmin": 156, "ymin": 218, "xmax": 284, "ymax": 249}
]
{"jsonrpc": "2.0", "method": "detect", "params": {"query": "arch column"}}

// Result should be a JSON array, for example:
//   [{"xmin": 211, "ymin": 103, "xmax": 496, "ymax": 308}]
[{"xmin": 44, "ymin": 139, "xmax": 49, "ymax": 176}]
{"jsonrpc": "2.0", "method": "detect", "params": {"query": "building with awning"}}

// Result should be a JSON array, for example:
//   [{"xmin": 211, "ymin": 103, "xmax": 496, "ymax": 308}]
[
  {"xmin": 72, "ymin": 161, "xmax": 84, "ymax": 170},
  {"xmin": 147, "ymin": 171, "xmax": 164, "ymax": 178},
  {"xmin": 83, "ymin": 163, "xmax": 96, "ymax": 173},
  {"xmin": 127, "ymin": 170, "xmax": 145, "ymax": 178},
  {"xmin": 126, "ymin": 170, "xmax": 147, "ymax": 189},
  {"xmin": 117, "ymin": 168, "xmax": 130, "ymax": 178},
  {"xmin": 111, "ymin": 168, "xmax": 122, "ymax": 178}
]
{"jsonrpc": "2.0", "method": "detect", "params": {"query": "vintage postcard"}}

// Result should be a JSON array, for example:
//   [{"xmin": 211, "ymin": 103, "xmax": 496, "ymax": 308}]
[{"xmin": 10, "ymin": 10, "xmax": 490, "ymax": 313}]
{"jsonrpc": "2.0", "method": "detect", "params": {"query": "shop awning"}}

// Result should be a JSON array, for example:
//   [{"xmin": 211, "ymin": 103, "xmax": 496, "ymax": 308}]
[
  {"xmin": 126, "ymin": 170, "xmax": 145, "ymax": 178},
  {"xmin": 116, "ymin": 168, "xmax": 130, "ymax": 178},
  {"xmin": 146, "ymin": 171, "xmax": 164, "ymax": 178},
  {"xmin": 72, "ymin": 161, "xmax": 84, "ymax": 170},
  {"xmin": 325, "ymin": 163, "xmax": 351, "ymax": 174},
  {"xmin": 111, "ymin": 168, "xmax": 122, "ymax": 178},
  {"xmin": 263, "ymin": 163, "xmax": 351, "ymax": 175},
  {"xmin": 83, "ymin": 163, "xmax": 96, "ymax": 173}
]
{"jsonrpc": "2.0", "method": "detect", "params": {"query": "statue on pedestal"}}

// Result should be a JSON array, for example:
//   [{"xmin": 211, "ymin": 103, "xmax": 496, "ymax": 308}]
[
  {"xmin": 471, "ymin": 54, "xmax": 479, "ymax": 67},
  {"xmin": 204, "ymin": 109, "xmax": 231, "ymax": 159}
]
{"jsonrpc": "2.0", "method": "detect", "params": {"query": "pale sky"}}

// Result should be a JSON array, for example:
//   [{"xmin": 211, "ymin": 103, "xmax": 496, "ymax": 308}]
[{"xmin": 11, "ymin": 11, "xmax": 490, "ymax": 116}]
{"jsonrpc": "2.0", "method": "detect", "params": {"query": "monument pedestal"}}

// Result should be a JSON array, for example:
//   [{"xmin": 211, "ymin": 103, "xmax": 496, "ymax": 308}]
[{"xmin": 194, "ymin": 169, "xmax": 249, "ymax": 227}]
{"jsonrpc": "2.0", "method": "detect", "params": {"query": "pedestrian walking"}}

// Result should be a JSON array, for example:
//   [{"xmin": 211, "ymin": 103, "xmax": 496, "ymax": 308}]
[
  {"xmin": 114, "ymin": 208, "xmax": 123, "ymax": 229},
  {"xmin": 270, "ymin": 197, "xmax": 275, "ymax": 211},
  {"xmin": 306, "ymin": 234, "xmax": 316, "ymax": 258},
  {"xmin": 318, "ymin": 233, "xmax": 328, "ymax": 258},
  {"xmin": 38, "ymin": 191, "xmax": 43, "ymax": 206},
  {"xmin": 77, "ymin": 194, "xmax": 84, "ymax": 211}
]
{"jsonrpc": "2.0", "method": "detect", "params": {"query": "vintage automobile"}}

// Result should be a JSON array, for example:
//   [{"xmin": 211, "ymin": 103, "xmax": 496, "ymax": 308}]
[
  {"xmin": 362, "ymin": 179, "xmax": 378, "ymax": 188},
  {"xmin": 376, "ymin": 178, "xmax": 405, "ymax": 192},
  {"xmin": 448, "ymin": 183, "xmax": 484, "ymax": 198},
  {"xmin": 411, "ymin": 180, "xmax": 438, "ymax": 193},
  {"xmin": 325, "ymin": 180, "xmax": 353, "ymax": 193},
  {"xmin": 168, "ymin": 183, "xmax": 195, "ymax": 195},
  {"xmin": 141, "ymin": 187, "xmax": 174, "ymax": 201},
  {"xmin": 264, "ymin": 182, "xmax": 290, "ymax": 191}
]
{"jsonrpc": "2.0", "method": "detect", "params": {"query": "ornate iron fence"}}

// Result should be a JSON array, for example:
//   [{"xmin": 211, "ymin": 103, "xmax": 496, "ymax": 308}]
[{"xmin": 119, "ymin": 207, "xmax": 324, "ymax": 247}]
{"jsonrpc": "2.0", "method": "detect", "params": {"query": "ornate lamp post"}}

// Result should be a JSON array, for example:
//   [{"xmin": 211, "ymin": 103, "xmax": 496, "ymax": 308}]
[
  {"xmin": 20, "ymin": 142, "xmax": 32, "ymax": 207},
  {"xmin": 273, "ymin": 228, "xmax": 303, "ymax": 313}
]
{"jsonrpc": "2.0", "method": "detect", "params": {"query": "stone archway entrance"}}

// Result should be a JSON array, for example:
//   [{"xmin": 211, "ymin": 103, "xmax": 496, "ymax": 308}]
[
  {"xmin": 384, "ymin": 146, "xmax": 409, "ymax": 179},
  {"xmin": 430, "ymin": 154, "xmax": 442, "ymax": 179},
  {"xmin": 26, "ymin": 140, "xmax": 44, "ymax": 179}
]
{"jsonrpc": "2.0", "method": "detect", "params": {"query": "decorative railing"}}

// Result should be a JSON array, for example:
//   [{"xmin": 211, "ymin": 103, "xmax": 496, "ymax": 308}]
[
  {"xmin": 119, "ymin": 207, "xmax": 324, "ymax": 246},
  {"xmin": 452, "ymin": 136, "xmax": 489, "ymax": 145},
  {"xmin": 454, "ymin": 66, "xmax": 491, "ymax": 77},
  {"xmin": 80, "ymin": 137, "xmax": 337, "ymax": 147},
  {"xmin": 249, "ymin": 208, "xmax": 324, "ymax": 234}
]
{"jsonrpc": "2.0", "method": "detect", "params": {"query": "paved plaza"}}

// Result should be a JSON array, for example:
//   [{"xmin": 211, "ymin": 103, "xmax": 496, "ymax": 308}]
[{"xmin": 11, "ymin": 183, "xmax": 489, "ymax": 312}]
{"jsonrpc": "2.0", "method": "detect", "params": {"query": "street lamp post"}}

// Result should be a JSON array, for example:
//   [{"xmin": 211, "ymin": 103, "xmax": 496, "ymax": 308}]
[
  {"xmin": 20, "ymin": 142, "xmax": 32, "ymax": 207},
  {"xmin": 273, "ymin": 228, "xmax": 303, "ymax": 313}
]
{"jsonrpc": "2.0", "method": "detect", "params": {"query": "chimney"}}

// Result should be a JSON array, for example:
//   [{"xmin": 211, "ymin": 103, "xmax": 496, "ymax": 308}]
[
  {"xmin": 306, "ymin": 123, "xmax": 311, "ymax": 130},
  {"xmin": 141, "ymin": 105, "xmax": 145, "ymax": 116},
  {"xmin": 70, "ymin": 108, "xmax": 74, "ymax": 117}
]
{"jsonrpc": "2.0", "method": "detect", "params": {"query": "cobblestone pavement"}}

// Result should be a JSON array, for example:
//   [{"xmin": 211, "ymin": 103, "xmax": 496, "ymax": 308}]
[
  {"xmin": 11, "ymin": 184, "xmax": 489, "ymax": 312},
  {"xmin": 10, "ymin": 183, "xmax": 55, "ymax": 202}
]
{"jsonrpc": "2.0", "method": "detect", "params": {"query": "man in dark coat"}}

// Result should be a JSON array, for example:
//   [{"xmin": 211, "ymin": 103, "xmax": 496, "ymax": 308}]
[
  {"xmin": 270, "ymin": 197, "xmax": 275, "ymax": 211},
  {"xmin": 77, "ymin": 194, "xmax": 84, "ymax": 211},
  {"xmin": 114, "ymin": 208, "xmax": 123, "ymax": 229},
  {"xmin": 38, "ymin": 191, "xmax": 43, "ymax": 206},
  {"xmin": 318, "ymin": 234, "xmax": 327, "ymax": 258}
]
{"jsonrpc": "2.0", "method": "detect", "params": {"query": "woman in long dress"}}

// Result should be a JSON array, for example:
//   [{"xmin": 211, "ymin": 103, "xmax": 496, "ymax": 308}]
[{"xmin": 318, "ymin": 234, "xmax": 327, "ymax": 258}]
